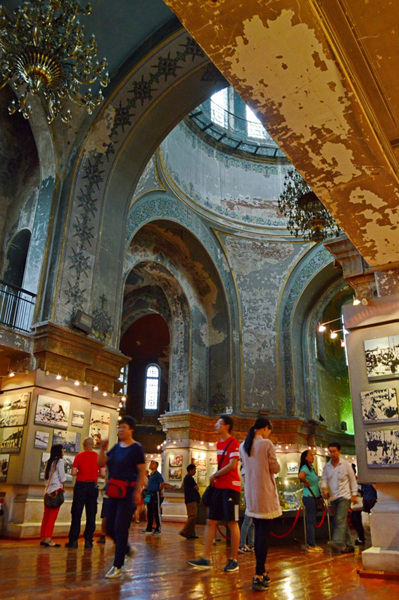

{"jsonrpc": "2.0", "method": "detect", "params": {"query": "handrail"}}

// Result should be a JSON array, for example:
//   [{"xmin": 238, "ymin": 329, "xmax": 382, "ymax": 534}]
[
  {"xmin": 0, "ymin": 280, "xmax": 36, "ymax": 332},
  {"xmin": 0, "ymin": 278, "xmax": 36, "ymax": 298}
]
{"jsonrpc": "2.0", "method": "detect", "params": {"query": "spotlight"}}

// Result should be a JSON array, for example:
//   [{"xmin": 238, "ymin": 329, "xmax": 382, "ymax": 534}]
[
  {"xmin": 56, "ymin": 374, "xmax": 62, "ymax": 380},
  {"xmin": 93, "ymin": 385, "xmax": 99, "ymax": 392},
  {"xmin": 74, "ymin": 380, "xmax": 80, "ymax": 386}
]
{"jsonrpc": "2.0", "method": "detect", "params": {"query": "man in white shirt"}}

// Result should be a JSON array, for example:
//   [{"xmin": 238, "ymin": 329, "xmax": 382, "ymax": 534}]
[{"xmin": 321, "ymin": 442, "xmax": 358, "ymax": 553}]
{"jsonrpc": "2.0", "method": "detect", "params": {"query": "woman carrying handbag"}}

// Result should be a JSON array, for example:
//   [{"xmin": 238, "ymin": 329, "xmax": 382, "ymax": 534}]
[
  {"xmin": 298, "ymin": 449, "xmax": 323, "ymax": 553},
  {"xmin": 40, "ymin": 443, "xmax": 66, "ymax": 547}
]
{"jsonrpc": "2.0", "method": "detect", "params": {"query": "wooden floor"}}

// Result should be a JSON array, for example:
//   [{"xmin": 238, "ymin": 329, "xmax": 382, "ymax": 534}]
[{"xmin": 0, "ymin": 522, "xmax": 398, "ymax": 599}]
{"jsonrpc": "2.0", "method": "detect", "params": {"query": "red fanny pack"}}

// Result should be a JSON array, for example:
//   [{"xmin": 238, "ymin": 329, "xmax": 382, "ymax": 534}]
[{"xmin": 107, "ymin": 479, "xmax": 136, "ymax": 499}]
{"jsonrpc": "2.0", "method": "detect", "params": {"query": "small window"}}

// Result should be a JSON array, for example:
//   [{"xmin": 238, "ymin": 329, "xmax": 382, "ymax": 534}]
[
  {"xmin": 144, "ymin": 364, "xmax": 160, "ymax": 410},
  {"xmin": 246, "ymin": 105, "xmax": 267, "ymax": 139},
  {"xmin": 211, "ymin": 88, "xmax": 228, "ymax": 128}
]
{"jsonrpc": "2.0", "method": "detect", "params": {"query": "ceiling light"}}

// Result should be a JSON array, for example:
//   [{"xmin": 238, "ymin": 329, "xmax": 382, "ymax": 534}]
[
  {"xmin": 56, "ymin": 374, "xmax": 62, "ymax": 380},
  {"xmin": 0, "ymin": 0, "xmax": 109, "ymax": 123}
]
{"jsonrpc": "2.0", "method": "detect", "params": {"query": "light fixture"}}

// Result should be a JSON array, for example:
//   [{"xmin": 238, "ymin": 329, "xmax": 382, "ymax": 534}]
[
  {"xmin": 0, "ymin": 0, "xmax": 109, "ymax": 123},
  {"xmin": 56, "ymin": 374, "xmax": 62, "ymax": 380},
  {"xmin": 93, "ymin": 385, "xmax": 98, "ymax": 392},
  {"xmin": 102, "ymin": 391, "xmax": 107, "ymax": 397},
  {"xmin": 8, "ymin": 371, "xmax": 15, "ymax": 377},
  {"xmin": 318, "ymin": 317, "xmax": 341, "ymax": 333},
  {"xmin": 74, "ymin": 380, "xmax": 80, "ymax": 386},
  {"xmin": 278, "ymin": 170, "xmax": 341, "ymax": 243},
  {"xmin": 330, "ymin": 331, "xmax": 338, "ymax": 339},
  {"xmin": 353, "ymin": 297, "xmax": 361, "ymax": 306}
]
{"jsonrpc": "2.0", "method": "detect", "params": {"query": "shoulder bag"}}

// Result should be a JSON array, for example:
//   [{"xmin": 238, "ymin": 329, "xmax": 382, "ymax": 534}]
[
  {"xmin": 202, "ymin": 439, "xmax": 233, "ymax": 507},
  {"xmin": 307, "ymin": 483, "xmax": 326, "ymax": 511},
  {"xmin": 44, "ymin": 461, "xmax": 65, "ymax": 509}
]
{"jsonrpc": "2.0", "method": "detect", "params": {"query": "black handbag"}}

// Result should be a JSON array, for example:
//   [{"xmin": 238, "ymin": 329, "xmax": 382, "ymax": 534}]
[
  {"xmin": 202, "ymin": 439, "xmax": 233, "ymax": 507},
  {"xmin": 44, "ymin": 489, "xmax": 65, "ymax": 508},
  {"xmin": 308, "ymin": 485, "xmax": 326, "ymax": 511},
  {"xmin": 44, "ymin": 460, "xmax": 65, "ymax": 508}
]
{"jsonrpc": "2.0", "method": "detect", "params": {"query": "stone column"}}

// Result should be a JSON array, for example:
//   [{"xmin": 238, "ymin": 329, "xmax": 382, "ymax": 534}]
[{"xmin": 328, "ymin": 236, "xmax": 399, "ymax": 573}]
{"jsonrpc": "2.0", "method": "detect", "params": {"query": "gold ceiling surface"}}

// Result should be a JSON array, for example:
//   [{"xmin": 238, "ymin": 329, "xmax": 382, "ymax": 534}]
[{"xmin": 163, "ymin": 0, "xmax": 399, "ymax": 268}]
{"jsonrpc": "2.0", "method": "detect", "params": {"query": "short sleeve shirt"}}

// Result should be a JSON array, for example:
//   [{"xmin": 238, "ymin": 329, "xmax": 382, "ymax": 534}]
[
  {"xmin": 72, "ymin": 451, "xmax": 100, "ymax": 481},
  {"xmin": 146, "ymin": 470, "xmax": 164, "ymax": 492},
  {"xmin": 183, "ymin": 474, "xmax": 200, "ymax": 503},
  {"xmin": 300, "ymin": 464, "xmax": 320, "ymax": 497},
  {"xmin": 214, "ymin": 436, "xmax": 241, "ymax": 492},
  {"xmin": 106, "ymin": 442, "xmax": 145, "ymax": 482}
]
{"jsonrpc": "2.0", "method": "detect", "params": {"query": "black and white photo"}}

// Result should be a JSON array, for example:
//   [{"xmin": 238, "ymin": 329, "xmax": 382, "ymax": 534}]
[
  {"xmin": 364, "ymin": 336, "xmax": 399, "ymax": 381},
  {"xmin": 89, "ymin": 408, "xmax": 110, "ymax": 448},
  {"xmin": 52, "ymin": 429, "xmax": 81, "ymax": 453},
  {"xmin": 34, "ymin": 430, "xmax": 50, "ymax": 450},
  {"xmin": 0, "ymin": 426, "xmax": 23, "ymax": 453},
  {"xmin": 34, "ymin": 395, "xmax": 70, "ymax": 429},
  {"xmin": 0, "ymin": 453, "xmax": 10, "ymax": 482},
  {"xmin": 0, "ymin": 392, "xmax": 31, "ymax": 427},
  {"xmin": 71, "ymin": 410, "xmax": 84, "ymax": 428},
  {"xmin": 365, "ymin": 428, "xmax": 399, "ymax": 467},
  {"xmin": 360, "ymin": 388, "xmax": 399, "ymax": 422}
]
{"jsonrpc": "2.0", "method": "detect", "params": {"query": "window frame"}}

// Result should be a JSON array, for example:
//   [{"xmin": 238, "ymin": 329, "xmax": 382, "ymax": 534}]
[{"xmin": 144, "ymin": 363, "xmax": 161, "ymax": 411}]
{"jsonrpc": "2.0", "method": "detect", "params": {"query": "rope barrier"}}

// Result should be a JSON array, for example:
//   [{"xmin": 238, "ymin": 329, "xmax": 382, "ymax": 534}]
[
  {"xmin": 315, "ymin": 508, "xmax": 327, "ymax": 528},
  {"xmin": 216, "ymin": 523, "xmax": 230, "ymax": 541},
  {"xmin": 270, "ymin": 506, "xmax": 302, "ymax": 538}
]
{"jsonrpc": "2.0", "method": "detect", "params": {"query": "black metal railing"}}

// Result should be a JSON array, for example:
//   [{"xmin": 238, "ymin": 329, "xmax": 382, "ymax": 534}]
[
  {"xmin": 0, "ymin": 279, "xmax": 36, "ymax": 333},
  {"xmin": 188, "ymin": 101, "xmax": 286, "ymax": 159}
]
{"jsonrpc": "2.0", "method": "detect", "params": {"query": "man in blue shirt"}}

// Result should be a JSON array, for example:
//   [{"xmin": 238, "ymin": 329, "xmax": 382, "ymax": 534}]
[
  {"xmin": 143, "ymin": 460, "xmax": 164, "ymax": 534},
  {"xmin": 180, "ymin": 464, "xmax": 201, "ymax": 539}
]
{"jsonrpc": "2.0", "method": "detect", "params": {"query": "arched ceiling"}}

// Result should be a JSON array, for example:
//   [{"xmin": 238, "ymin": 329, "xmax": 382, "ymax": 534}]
[{"xmin": 163, "ymin": 0, "xmax": 399, "ymax": 269}]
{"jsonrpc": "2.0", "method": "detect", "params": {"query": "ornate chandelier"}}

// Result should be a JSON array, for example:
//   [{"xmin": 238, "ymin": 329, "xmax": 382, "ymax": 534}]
[
  {"xmin": 278, "ymin": 169, "xmax": 341, "ymax": 243},
  {"xmin": 0, "ymin": 0, "xmax": 109, "ymax": 123}
]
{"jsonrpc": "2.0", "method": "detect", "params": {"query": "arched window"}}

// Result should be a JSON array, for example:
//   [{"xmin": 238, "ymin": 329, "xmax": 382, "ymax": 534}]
[
  {"xmin": 211, "ymin": 88, "xmax": 228, "ymax": 128},
  {"xmin": 246, "ymin": 105, "xmax": 267, "ymax": 139},
  {"xmin": 144, "ymin": 364, "xmax": 160, "ymax": 410}
]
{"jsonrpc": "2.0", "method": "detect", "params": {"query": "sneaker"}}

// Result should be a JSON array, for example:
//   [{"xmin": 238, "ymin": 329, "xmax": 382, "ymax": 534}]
[
  {"xmin": 341, "ymin": 545, "xmax": 355, "ymax": 553},
  {"xmin": 187, "ymin": 557, "xmax": 211, "ymax": 569},
  {"xmin": 238, "ymin": 545, "xmax": 249, "ymax": 554},
  {"xmin": 153, "ymin": 529, "xmax": 162, "ymax": 535},
  {"xmin": 224, "ymin": 558, "xmax": 239, "ymax": 573},
  {"xmin": 142, "ymin": 529, "xmax": 153, "ymax": 534},
  {"xmin": 105, "ymin": 566, "xmax": 122, "ymax": 579},
  {"xmin": 186, "ymin": 535, "xmax": 199, "ymax": 539},
  {"xmin": 355, "ymin": 538, "xmax": 365, "ymax": 546},
  {"xmin": 247, "ymin": 546, "xmax": 254, "ymax": 552},
  {"xmin": 65, "ymin": 541, "xmax": 78, "ymax": 548},
  {"xmin": 252, "ymin": 576, "xmax": 268, "ymax": 591},
  {"xmin": 263, "ymin": 573, "xmax": 271, "ymax": 584},
  {"xmin": 97, "ymin": 535, "xmax": 106, "ymax": 544}
]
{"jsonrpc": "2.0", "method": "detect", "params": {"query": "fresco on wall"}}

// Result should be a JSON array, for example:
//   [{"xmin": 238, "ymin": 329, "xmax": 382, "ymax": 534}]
[
  {"xmin": 360, "ymin": 388, "xmax": 399, "ymax": 423},
  {"xmin": 364, "ymin": 336, "xmax": 399, "ymax": 380}
]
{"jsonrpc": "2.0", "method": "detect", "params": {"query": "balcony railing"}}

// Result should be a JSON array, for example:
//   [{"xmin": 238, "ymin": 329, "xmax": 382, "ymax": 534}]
[{"xmin": 0, "ymin": 279, "xmax": 36, "ymax": 333}]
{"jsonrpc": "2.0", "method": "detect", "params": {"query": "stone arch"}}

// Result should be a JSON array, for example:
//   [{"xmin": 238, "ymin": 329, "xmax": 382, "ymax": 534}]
[
  {"xmin": 123, "ymin": 216, "xmax": 237, "ymax": 413},
  {"xmin": 53, "ymin": 28, "xmax": 227, "ymax": 340},
  {"xmin": 278, "ymin": 244, "xmax": 337, "ymax": 417}
]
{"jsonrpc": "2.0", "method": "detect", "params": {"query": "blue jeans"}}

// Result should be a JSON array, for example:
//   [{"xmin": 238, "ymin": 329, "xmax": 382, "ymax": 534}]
[
  {"xmin": 240, "ymin": 514, "xmax": 254, "ymax": 547},
  {"xmin": 330, "ymin": 497, "xmax": 352, "ymax": 549},
  {"xmin": 303, "ymin": 495, "xmax": 317, "ymax": 547}
]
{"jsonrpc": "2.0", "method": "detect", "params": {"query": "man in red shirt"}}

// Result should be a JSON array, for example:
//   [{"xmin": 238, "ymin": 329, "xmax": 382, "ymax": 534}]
[
  {"xmin": 65, "ymin": 437, "xmax": 104, "ymax": 548},
  {"xmin": 188, "ymin": 414, "xmax": 241, "ymax": 572}
]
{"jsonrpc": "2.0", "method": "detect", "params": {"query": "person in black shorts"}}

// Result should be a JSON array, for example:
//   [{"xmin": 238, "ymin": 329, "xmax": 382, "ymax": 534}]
[{"xmin": 188, "ymin": 414, "xmax": 241, "ymax": 573}]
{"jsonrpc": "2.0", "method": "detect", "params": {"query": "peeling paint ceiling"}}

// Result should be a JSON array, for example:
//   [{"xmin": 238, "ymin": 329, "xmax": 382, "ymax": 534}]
[{"xmin": 163, "ymin": 0, "xmax": 399, "ymax": 268}]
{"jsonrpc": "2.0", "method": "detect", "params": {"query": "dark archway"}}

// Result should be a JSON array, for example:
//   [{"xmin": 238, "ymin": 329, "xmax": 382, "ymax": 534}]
[{"xmin": 3, "ymin": 230, "xmax": 31, "ymax": 288}]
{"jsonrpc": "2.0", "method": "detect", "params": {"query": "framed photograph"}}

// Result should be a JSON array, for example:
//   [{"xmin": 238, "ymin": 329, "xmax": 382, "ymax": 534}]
[
  {"xmin": 197, "ymin": 470, "xmax": 207, "ymax": 484},
  {"xmin": 39, "ymin": 452, "xmax": 50, "ymax": 480},
  {"xmin": 89, "ymin": 409, "xmax": 111, "ymax": 448},
  {"xmin": 64, "ymin": 453, "xmax": 75, "ymax": 482},
  {"xmin": 365, "ymin": 428, "xmax": 399, "ymax": 467},
  {"xmin": 191, "ymin": 451, "xmax": 206, "ymax": 470},
  {"xmin": 287, "ymin": 461, "xmax": 298, "ymax": 474},
  {"xmin": 364, "ymin": 336, "xmax": 399, "ymax": 381},
  {"xmin": 0, "ymin": 391, "xmax": 31, "ymax": 427},
  {"xmin": 169, "ymin": 454, "xmax": 183, "ymax": 467},
  {"xmin": 169, "ymin": 467, "xmax": 182, "ymax": 481},
  {"xmin": 71, "ymin": 410, "xmax": 84, "ymax": 428},
  {"xmin": 34, "ymin": 430, "xmax": 50, "ymax": 450},
  {"xmin": 0, "ymin": 453, "xmax": 10, "ymax": 482},
  {"xmin": 0, "ymin": 426, "xmax": 23, "ymax": 453},
  {"xmin": 53, "ymin": 430, "xmax": 81, "ymax": 453},
  {"xmin": 360, "ymin": 388, "xmax": 399, "ymax": 422},
  {"xmin": 34, "ymin": 395, "xmax": 70, "ymax": 430}
]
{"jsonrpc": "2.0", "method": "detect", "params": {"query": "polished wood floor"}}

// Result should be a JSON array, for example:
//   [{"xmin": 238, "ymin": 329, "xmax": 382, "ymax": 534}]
[{"xmin": 0, "ymin": 522, "xmax": 398, "ymax": 599}]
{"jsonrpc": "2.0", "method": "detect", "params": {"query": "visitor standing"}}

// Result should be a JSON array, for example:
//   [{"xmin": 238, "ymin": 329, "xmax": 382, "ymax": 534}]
[
  {"xmin": 180, "ymin": 464, "xmax": 200, "ymax": 539},
  {"xmin": 298, "ymin": 449, "xmax": 323, "ymax": 552},
  {"xmin": 40, "ymin": 444, "xmax": 66, "ymax": 547}
]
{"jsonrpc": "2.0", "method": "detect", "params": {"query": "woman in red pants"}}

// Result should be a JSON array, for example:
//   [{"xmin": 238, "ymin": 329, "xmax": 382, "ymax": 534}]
[{"xmin": 40, "ymin": 444, "xmax": 66, "ymax": 547}]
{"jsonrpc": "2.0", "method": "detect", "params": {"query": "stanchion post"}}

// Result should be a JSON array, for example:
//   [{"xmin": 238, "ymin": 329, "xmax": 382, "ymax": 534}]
[
  {"xmin": 326, "ymin": 501, "xmax": 332, "ymax": 543},
  {"xmin": 302, "ymin": 501, "xmax": 307, "ymax": 548}
]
